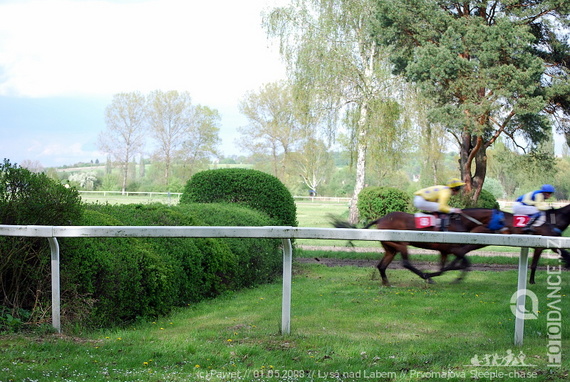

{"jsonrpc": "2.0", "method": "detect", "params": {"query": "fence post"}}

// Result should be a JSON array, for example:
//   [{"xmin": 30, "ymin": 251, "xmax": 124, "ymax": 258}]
[
  {"xmin": 281, "ymin": 239, "xmax": 292, "ymax": 335},
  {"xmin": 48, "ymin": 237, "xmax": 61, "ymax": 333},
  {"xmin": 514, "ymin": 247, "xmax": 529, "ymax": 346}
]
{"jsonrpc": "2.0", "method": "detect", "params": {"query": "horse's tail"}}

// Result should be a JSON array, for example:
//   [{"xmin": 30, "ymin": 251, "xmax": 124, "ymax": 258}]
[
  {"xmin": 363, "ymin": 219, "xmax": 381, "ymax": 230},
  {"xmin": 328, "ymin": 214, "xmax": 358, "ymax": 229},
  {"xmin": 329, "ymin": 214, "xmax": 382, "ymax": 230}
]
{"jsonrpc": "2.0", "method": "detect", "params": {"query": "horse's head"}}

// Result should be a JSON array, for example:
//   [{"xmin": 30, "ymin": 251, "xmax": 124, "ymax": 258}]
[{"xmin": 548, "ymin": 203, "xmax": 570, "ymax": 231}]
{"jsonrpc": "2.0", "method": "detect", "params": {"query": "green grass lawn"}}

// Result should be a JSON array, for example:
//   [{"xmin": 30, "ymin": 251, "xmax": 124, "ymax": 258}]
[{"xmin": 1, "ymin": 265, "xmax": 567, "ymax": 381}]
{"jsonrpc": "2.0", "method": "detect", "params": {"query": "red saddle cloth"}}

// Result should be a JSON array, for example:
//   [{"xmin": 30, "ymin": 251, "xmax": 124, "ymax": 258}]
[
  {"xmin": 513, "ymin": 215, "xmax": 531, "ymax": 228},
  {"xmin": 414, "ymin": 213, "xmax": 436, "ymax": 229}
]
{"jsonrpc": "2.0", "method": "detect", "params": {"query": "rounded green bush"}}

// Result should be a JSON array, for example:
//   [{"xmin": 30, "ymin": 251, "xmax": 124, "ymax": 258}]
[
  {"xmin": 357, "ymin": 186, "xmax": 411, "ymax": 222},
  {"xmin": 180, "ymin": 169, "xmax": 297, "ymax": 227},
  {"xmin": 476, "ymin": 189, "xmax": 501, "ymax": 209}
]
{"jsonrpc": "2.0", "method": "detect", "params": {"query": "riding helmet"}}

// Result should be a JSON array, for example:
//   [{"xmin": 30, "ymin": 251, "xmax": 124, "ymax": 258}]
[{"xmin": 446, "ymin": 177, "xmax": 466, "ymax": 188}]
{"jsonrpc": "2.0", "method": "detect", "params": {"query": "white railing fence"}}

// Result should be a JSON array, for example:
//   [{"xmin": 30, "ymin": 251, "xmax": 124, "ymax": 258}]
[{"xmin": 1, "ymin": 225, "xmax": 568, "ymax": 346}]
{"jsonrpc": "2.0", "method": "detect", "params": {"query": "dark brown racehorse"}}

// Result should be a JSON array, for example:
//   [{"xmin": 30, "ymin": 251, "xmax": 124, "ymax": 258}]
[
  {"xmin": 331, "ymin": 209, "xmax": 506, "ymax": 286},
  {"xmin": 513, "ymin": 206, "xmax": 570, "ymax": 284},
  {"xmin": 426, "ymin": 210, "xmax": 570, "ymax": 283}
]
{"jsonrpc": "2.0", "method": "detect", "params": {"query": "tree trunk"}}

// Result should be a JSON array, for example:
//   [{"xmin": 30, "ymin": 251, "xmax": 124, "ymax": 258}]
[
  {"xmin": 472, "ymin": 144, "xmax": 487, "ymax": 201},
  {"xmin": 121, "ymin": 164, "xmax": 128, "ymax": 194},
  {"xmin": 348, "ymin": 102, "xmax": 369, "ymax": 224},
  {"xmin": 459, "ymin": 131, "xmax": 486, "ymax": 203}
]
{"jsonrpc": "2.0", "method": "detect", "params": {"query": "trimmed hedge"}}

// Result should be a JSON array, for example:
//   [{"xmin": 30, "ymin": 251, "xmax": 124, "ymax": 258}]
[
  {"xmin": 60, "ymin": 203, "xmax": 282, "ymax": 328},
  {"xmin": 178, "ymin": 203, "xmax": 282, "ymax": 289},
  {"xmin": 357, "ymin": 186, "xmax": 411, "ymax": 222},
  {"xmin": 60, "ymin": 210, "xmax": 175, "ymax": 327},
  {"xmin": 180, "ymin": 169, "xmax": 297, "ymax": 227},
  {"xmin": 84, "ymin": 204, "xmax": 237, "ymax": 303},
  {"xmin": 0, "ymin": 159, "xmax": 82, "ymax": 323}
]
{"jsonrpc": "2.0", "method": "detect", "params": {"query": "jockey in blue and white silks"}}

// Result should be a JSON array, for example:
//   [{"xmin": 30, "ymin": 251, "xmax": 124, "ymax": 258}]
[{"xmin": 513, "ymin": 184, "xmax": 555, "ymax": 232}]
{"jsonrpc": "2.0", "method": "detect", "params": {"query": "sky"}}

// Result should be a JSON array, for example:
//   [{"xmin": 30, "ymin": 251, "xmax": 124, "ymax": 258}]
[{"xmin": 0, "ymin": 0, "xmax": 287, "ymax": 167}]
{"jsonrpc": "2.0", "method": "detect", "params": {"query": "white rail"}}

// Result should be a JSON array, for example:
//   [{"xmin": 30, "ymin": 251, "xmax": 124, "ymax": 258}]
[{"xmin": 1, "ymin": 225, "xmax": 568, "ymax": 345}]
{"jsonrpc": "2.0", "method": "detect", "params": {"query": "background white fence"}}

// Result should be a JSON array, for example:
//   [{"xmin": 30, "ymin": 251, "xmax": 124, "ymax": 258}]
[
  {"xmin": 0, "ymin": 225, "xmax": 568, "ymax": 346},
  {"xmin": 75, "ymin": 192, "xmax": 570, "ymax": 208}
]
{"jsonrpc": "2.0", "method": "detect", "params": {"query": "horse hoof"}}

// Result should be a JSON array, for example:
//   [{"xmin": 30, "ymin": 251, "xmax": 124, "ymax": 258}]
[
  {"xmin": 450, "ymin": 278, "xmax": 463, "ymax": 284},
  {"xmin": 426, "ymin": 278, "xmax": 436, "ymax": 284}
]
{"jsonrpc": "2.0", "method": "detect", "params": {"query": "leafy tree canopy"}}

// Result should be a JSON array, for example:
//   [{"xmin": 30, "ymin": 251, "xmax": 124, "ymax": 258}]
[{"xmin": 371, "ymin": 0, "xmax": 570, "ymax": 199}]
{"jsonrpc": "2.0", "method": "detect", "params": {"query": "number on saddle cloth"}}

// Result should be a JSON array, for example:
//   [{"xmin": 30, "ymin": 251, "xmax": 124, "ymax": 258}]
[
  {"xmin": 513, "ymin": 215, "xmax": 530, "ymax": 228},
  {"xmin": 414, "ymin": 213, "xmax": 437, "ymax": 229},
  {"xmin": 513, "ymin": 212, "xmax": 543, "ymax": 228}
]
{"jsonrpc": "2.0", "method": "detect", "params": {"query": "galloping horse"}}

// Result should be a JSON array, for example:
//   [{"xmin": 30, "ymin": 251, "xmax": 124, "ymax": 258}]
[
  {"xmin": 331, "ymin": 209, "xmax": 505, "ymax": 286},
  {"xmin": 426, "ymin": 210, "xmax": 570, "ymax": 283},
  {"xmin": 522, "ymin": 205, "xmax": 570, "ymax": 284}
]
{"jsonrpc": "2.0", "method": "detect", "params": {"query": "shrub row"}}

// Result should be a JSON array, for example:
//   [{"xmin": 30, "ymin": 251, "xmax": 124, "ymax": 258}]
[
  {"xmin": 59, "ymin": 203, "xmax": 282, "ymax": 328},
  {"xmin": 2, "ymin": 166, "xmax": 294, "ymax": 331}
]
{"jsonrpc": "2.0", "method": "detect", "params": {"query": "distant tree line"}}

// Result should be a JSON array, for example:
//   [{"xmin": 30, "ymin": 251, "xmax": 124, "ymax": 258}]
[
  {"xmin": 17, "ymin": 1, "xmax": 570, "ymax": 208},
  {"xmin": 97, "ymin": 90, "xmax": 221, "ymax": 193}
]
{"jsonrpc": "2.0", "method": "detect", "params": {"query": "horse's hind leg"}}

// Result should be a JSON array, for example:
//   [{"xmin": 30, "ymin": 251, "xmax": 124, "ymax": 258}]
[
  {"xmin": 450, "ymin": 256, "xmax": 471, "ymax": 284},
  {"xmin": 396, "ymin": 243, "xmax": 432, "ymax": 284},
  {"xmin": 426, "ymin": 252, "xmax": 452, "ymax": 279},
  {"xmin": 425, "ymin": 252, "xmax": 471, "ymax": 283},
  {"xmin": 529, "ymin": 249, "xmax": 543, "ymax": 285},
  {"xmin": 378, "ymin": 243, "xmax": 396, "ymax": 287}
]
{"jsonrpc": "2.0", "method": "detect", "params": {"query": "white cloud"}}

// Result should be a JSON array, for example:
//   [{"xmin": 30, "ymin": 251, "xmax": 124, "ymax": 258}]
[
  {"xmin": 0, "ymin": 0, "xmax": 288, "ymax": 167},
  {"xmin": 0, "ymin": 0, "xmax": 286, "ymax": 103}
]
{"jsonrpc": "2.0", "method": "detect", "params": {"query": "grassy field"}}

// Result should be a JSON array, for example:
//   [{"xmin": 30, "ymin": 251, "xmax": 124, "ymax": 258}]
[{"xmin": 1, "ymin": 265, "xmax": 567, "ymax": 381}]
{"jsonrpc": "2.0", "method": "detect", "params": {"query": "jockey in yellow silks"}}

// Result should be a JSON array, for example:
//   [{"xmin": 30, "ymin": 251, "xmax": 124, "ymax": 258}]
[{"xmin": 413, "ymin": 178, "xmax": 465, "ymax": 230}]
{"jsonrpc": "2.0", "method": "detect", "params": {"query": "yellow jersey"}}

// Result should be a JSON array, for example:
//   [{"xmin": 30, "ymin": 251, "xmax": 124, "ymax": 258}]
[{"xmin": 414, "ymin": 186, "xmax": 453, "ymax": 213}]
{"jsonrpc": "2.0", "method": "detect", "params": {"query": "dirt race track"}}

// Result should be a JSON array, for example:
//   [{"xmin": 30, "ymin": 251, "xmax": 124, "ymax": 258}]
[{"xmin": 296, "ymin": 245, "xmax": 563, "ymax": 272}]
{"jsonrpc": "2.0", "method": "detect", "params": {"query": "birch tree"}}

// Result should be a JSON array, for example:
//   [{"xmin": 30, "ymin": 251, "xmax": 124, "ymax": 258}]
[
  {"xmin": 294, "ymin": 137, "xmax": 335, "ymax": 195},
  {"xmin": 238, "ymin": 81, "xmax": 304, "ymax": 181},
  {"xmin": 98, "ymin": 92, "xmax": 147, "ymax": 193},
  {"xmin": 147, "ymin": 90, "xmax": 195, "ymax": 185},
  {"xmin": 179, "ymin": 105, "xmax": 221, "ymax": 177},
  {"xmin": 264, "ymin": 0, "xmax": 402, "ymax": 223}
]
